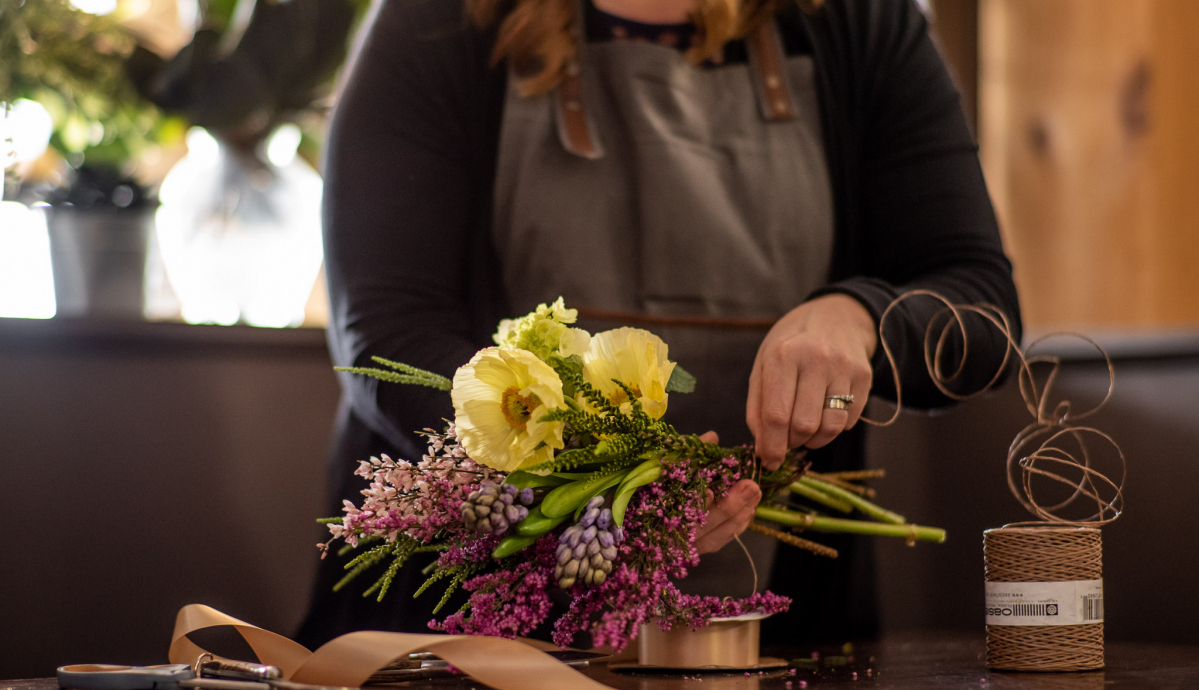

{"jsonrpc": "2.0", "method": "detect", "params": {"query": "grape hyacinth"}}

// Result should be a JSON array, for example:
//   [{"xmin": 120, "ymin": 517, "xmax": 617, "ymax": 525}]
[
  {"xmin": 555, "ymin": 496, "xmax": 623, "ymax": 588},
  {"xmin": 461, "ymin": 481, "xmax": 533, "ymax": 535}
]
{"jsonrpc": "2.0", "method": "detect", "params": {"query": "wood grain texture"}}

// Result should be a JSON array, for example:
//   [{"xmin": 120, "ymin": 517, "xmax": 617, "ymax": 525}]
[{"xmin": 980, "ymin": 0, "xmax": 1199, "ymax": 330}]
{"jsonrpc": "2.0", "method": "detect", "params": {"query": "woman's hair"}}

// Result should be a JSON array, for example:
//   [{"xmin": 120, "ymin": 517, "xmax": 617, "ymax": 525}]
[{"xmin": 467, "ymin": 0, "xmax": 824, "ymax": 96}]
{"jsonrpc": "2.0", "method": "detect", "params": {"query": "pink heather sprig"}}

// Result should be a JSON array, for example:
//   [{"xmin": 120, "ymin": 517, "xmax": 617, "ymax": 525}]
[
  {"xmin": 321, "ymin": 425, "xmax": 496, "ymax": 553},
  {"xmin": 435, "ymin": 534, "xmax": 558, "ymax": 639}
]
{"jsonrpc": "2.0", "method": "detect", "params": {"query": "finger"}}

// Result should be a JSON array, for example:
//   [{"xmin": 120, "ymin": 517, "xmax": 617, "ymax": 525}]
[
  {"xmin": 698, "ymin": 431, "xmax": 719, "ymax": 445},
  {"xmin": 844, "ymin": 364, "xmax": 873, "ymax": 429},
  {"xmin": 695, "ymin": 483, "xmax": 761, "ymax": 554},
  {"xmin": 787, "ymin": 365, "xmax": 830, "ymax": 450},
  {"xmin": 804, "ymin": 380, "xmax": 852, "ymax": 449},
  {"xmin": 746, "ymin": 358, "xmax": 762, "ymax": 440},
  {"xmin": 755, "ymin": 348, "xmax": 799, "ymax": 470},
  {"xmin": 696, "ymin": 480, "xmax": 758, "ymax": 540}
]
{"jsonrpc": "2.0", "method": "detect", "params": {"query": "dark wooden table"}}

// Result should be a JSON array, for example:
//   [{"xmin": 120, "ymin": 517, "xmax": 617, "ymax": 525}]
[{"xmin": 8, "ymin": 633, "xmax": 1198, "ymax": 690}]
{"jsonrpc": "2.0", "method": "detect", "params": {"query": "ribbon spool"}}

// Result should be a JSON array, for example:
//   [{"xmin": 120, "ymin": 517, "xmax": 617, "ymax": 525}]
[
  {"xmin": 625, "ymin": 614, "xmax": 787, "ymax": 672},
  {"xmin": 867, "ymin": 291, "xmax": 1125, "ymax": 674}
]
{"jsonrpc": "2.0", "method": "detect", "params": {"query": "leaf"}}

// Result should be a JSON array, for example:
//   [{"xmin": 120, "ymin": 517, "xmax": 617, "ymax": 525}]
[{"xmin": 665, "ymin": 365, "xmax": 696, "ymax": 394}]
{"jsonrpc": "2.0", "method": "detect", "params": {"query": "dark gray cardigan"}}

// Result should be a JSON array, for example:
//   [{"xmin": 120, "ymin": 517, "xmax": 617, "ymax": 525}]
[{"xmin": 300, "ymin": 0, "xmax": 1022, "ymax": 647}]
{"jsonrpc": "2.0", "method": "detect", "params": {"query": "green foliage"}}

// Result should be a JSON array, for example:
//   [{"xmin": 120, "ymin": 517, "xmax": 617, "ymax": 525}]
[
  {"xmin": 0, "ymin": 0, "xmax": 165, "ymax": 166},
  {"xmin": 335, "ymin": 356, "xmax": 452, "ymax": 391},
  {"xmin": 665, "ymin": 365, "xmax": 697, "ymax": 394}
]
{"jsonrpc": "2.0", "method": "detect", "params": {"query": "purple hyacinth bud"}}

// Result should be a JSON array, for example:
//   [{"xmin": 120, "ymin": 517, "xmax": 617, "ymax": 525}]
[
  {"xmin": 586, "ymin": 496, "xmax": 604, "ymax": 511},
  {"xmin": 563, "ymin": 560, "xmax": 580, "ymax": 578},
  {"xmin": 515, "ymin": 506, "xmax": 529, "ymax": 521},
  {"xmin": 581, "ymin": 526, "xmax": 596, "ymax": 543},
  {"xmin": 601, "ymin": 545, "xmax": 618, "ymax": 561},
  {"xmin": 590, "ymin": 552, "xmax": 604, "ymax": 568},
  {"xmin": 558, "ymin": 547, "xmax": 573, "ymax": 565},
  {"xmin": 614, "ymin": 526, "xmax": 625, "ymax": 543},
  {"xmin": 519, "ymin": 488, "xmax": 534, "ymax": 505},
  {"xmin": 598, "ymin": 530, "xmax": 613, "ymax": 548},
  {"xmin": 559, "ymin": 577, "xmax": 576, "ymax": 588},
  {"xmin": 554, "ymin": 565, "xmax": 564, "ymax": 580},
  {"xmin": 491, "ymin": 515, "xmax": 509, "ymax": 533},
  {"xmin": 599, "ymin": 560, "xmax": 613, "ymax": 574},
  {"xmin": 480, "ymin": 481, "xmax": 498, "ymax": 495},
  {"xmin": 586, "ymin": 540, "xmax": 601, "ymax": 557},
  {"xmin": 468, "ymin": 490, "xmax": 481, "ymax": 502},
  {"xmin": 476, "ymin": 494, "xmax": 495, "ymax": 507},
  {"xmin": 596, "ymin": 509, "xmax": 612, "ymax": 530},
  {"xmin": 573, "ymin": 542, "xmax": 587, "ymax": 559},
  {"xmin": 592, "ymin": 570, "xmax": 607, "ymax": 585},
  {"xmin": 475, "ymin": 504, "xmax": 491, "ymax": 517},
  {"xmin": 566, "ymin": 527, "xmax": 583, "ymax": 548},
  {"xmin": 505, "ymin": 504, "xmax": 522, "ymax": 523},
  {"xmin": 580, "ymin": 508, "xmax": 599, "ymax": 528},
  {"xmin": 583, "ymin": 567, "xmax": 596, "ymax": 587},
  {"xmin": 502, "ymin": 483, "xmax": 518, "ymax": 496}
]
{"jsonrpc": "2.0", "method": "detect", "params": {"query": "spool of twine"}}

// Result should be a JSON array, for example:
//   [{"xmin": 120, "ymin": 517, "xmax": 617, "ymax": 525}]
[{"xmin": 984, "ymin": 526, "xmax": 1104, "ymax": 671}]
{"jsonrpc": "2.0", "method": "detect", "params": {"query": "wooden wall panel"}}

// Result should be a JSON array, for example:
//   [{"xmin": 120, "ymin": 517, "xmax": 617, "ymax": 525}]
[{"xmin": 980, "ymin": 0, "xmax": 1199, "ymax": 330}]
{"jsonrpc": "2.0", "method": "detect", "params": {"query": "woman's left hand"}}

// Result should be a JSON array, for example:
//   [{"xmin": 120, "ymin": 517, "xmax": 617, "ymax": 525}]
[
  {"xmin": 693, "ymin": 431, "xmax": 761, "ymax": 554},
  {"xmin": 747, "ymin": 294, "xmax": 878, "ymax": 470}
]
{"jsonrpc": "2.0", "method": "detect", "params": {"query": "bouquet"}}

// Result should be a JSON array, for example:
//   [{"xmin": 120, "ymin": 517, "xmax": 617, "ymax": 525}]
[{"xmin": 320, "ymin": 299, "xmax": 944, "ymax": 650}]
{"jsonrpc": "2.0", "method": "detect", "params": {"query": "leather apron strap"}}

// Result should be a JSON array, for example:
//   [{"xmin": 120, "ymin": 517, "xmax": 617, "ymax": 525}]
[{"xmin": 556, "ymin": 8, "xmax": 798, "ymax": 158}]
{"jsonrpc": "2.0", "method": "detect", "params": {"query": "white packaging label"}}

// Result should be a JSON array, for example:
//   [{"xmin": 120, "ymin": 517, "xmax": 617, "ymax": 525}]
[{"xmin": 985, "ymin": 580, "xmax": 1104, "ymax": 626}]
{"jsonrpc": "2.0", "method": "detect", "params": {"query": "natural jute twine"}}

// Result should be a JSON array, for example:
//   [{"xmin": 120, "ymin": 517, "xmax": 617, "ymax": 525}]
[
  {"xmin": 984, "ymin": 527, "xmax": 1104, "ymax": 671},
  {"xmin": 863, "ymin": 291, "xmax": 1125, "ymax": 673}
]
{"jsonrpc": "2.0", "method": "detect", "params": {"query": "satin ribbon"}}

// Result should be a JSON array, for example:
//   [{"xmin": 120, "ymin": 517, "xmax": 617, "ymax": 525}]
[{"xmin": 168, "ymin": 604, "xmax": 613, "ymax": 690}]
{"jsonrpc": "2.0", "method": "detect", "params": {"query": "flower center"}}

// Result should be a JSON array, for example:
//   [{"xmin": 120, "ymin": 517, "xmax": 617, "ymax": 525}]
[
  {"xmin": 609, "ymin": 385, "xmax": 643, "ymax": 406},
  {"xmin": 501, "ymin": 386, "xmax": 540, "ymax": 431}
]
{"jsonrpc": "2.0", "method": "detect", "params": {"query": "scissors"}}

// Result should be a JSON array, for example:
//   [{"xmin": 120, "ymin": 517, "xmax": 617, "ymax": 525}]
[{"xmin": 57, "ymin": 662, "xmax": 353, "ymax": 690}]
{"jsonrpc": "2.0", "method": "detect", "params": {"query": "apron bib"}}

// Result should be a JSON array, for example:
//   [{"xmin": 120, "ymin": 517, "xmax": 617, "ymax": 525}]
[{"xmin": 491, "ymin": 13, "xmax": 834, "ymax": 596}]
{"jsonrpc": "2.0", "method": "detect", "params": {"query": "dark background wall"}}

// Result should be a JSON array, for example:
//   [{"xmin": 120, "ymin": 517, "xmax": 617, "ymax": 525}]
[{"xmin": 1, "ymin": 320, "xmax": 1196, "ymax": 678}]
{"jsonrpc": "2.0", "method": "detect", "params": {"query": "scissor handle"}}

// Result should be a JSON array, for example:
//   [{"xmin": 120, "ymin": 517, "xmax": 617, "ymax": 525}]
[{"xmin": 58, "ymin": 664, "xmax": 194, "ymax": 690}]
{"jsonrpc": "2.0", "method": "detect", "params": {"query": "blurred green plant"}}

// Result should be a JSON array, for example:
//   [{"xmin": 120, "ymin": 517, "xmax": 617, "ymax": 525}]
[{"xmin": 0, "ymin": 0, "xmax": 174, "ymax": 168}]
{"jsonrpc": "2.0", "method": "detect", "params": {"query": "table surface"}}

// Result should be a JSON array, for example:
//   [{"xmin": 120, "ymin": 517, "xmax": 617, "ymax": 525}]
[{"xmin": 8, "ymin": 633, "xmax": 1198, "ymax": 690}]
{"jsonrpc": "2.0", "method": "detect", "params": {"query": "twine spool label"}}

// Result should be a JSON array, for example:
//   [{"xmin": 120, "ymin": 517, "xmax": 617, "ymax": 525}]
[{"xmin": 985, "ymin": 579, "xmax": 1104, "ymax": 626}]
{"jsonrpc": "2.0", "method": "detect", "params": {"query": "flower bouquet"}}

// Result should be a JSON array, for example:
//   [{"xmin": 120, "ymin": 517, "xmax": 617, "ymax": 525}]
[{"xmin": 321, "ymin": 299, "xmax": 945, "ymax": 650}]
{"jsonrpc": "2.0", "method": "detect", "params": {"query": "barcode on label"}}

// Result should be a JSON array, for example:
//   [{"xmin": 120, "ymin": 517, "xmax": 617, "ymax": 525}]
[
  {"xmin": 1003, "ymin": 603, "xmax": 1059, "ymax": 617},
  {"xmin": 1081, "ymin": 594, "xmax": 1104, "ymax": 621}
]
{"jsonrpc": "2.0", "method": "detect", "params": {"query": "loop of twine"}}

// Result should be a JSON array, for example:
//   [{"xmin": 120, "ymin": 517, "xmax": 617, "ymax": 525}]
[{"xmin": 862, "ymin": 290, "xmax": 1125, "ymax": 527}]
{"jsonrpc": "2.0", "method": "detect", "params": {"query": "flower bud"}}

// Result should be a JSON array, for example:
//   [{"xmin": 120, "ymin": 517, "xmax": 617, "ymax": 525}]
[
  {"xmin": 586, "ymin": 496, "xmax": 604, "ymax": 511},
  {"xmin": 596, "ymin": 509, "xmax": 612, "ymax": 530},
  {"xmin": 519, "ymin": 488, "xmax": 535, "ymax": 505},
  {"xmin": 505, "ymin": 505, "xmax": 522, "ymax": 522},
  {"xmin": 598, "ymin": 530, "xmax": 613, "ymax": 548},
  {"xmin": 564, "ymin": 560, "xmax": 580, "ymax": 578},
  {"xmin": 592, "ymin": 570, "xmax": 607, "ymax": 585},
  {"xmin": 558, "ymin": 546, "xmax": 573, "ymax": 565},
  {"xmin": 580, "ymin": 508, "xmax": 599, "ymax": 528},
  {"xmin": 586, "ymin": 540, "xmax": 601, "ymax": 556},
  {"xmin": 601, "ymin": 545, "xmax": 618, "ymax": 561},
  {"xmin": 502, "ymin": 483, "xmax": 518, "ymax": 496},
  {"xmin": 590, "ymin": 552, "xmax": 605, "ymax": 568},
  {"xmin": 559, "ymin": 577, "xmax": 576, "ymax": 588},
  {"xmin": 475, "ymin": 504, "xmax": 491, "ymax": 517},
  {"xmin": 582, "ymin": 526, "xmax": 597, "ymax": 543},
  {"xmin": 573, "ymin": 542, "xmax": 587, "ymax": 559},
  {"xmin": 476, "ymin": 494, "xmax": 496, "ymax": 507},
  {"xmin": 491, "ymin": 515, "xmax": 509, "ymax": 533}
]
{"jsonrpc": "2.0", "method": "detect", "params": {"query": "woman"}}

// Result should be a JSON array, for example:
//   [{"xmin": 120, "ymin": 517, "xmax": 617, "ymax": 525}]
[{"xmin": 298, "ymin": 0, "xmax": 1021, "ymax": 647}]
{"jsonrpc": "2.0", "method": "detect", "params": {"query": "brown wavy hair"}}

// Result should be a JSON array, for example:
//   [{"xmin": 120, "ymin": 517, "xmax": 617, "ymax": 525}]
[{"xmin": 468, "ymin": 0, "xmax": 824, "ymax": 96}]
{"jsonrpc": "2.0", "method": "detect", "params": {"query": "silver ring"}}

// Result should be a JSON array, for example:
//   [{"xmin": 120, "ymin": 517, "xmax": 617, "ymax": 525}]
[{"xmin": 825, "ymin": 394, "xmax": 854, "ymax": 410}]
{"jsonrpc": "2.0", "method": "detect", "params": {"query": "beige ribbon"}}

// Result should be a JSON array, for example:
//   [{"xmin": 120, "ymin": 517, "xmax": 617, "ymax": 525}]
[{"xmin": 168, "ymin": 604, "xmax": 614, "ymax": 690}]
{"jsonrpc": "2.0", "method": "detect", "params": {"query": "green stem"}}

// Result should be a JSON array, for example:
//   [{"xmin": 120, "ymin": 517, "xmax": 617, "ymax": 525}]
[
  {"xmin": 787, "ymin": 479, "xmax": 853, "ymax": 514},
  {"xmin": 755, "ymin": 505, "xmax": 946, "ymax": 544},
  {"xmin": 795, "ymin": 477, "xmax": 906, "ymax": 525}
]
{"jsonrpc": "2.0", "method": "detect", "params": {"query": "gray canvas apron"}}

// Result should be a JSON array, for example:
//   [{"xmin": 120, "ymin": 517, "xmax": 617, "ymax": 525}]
[{"xmin": 492, "ymin": 16, "xmax": 834, "ymax": 596}]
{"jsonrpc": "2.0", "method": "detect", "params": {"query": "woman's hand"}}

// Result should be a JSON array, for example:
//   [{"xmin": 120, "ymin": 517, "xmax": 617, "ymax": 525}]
[
  {"xmin": 693, "ymin": 432, "xmax": 761, "ymax": 554},
  {"xmin": 747, "ymin": 294, "xmax": 878, "ymax": 470}
]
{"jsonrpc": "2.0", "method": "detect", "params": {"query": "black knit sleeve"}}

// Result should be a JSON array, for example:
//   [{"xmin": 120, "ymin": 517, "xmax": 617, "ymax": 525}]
[
  {"xmin": 807, "ymin": 0, "xmax": 1022, "ymax": 408},
  {"xmin": 322, "ymin": 0, "xmax": 494, "ymax": 446}
]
